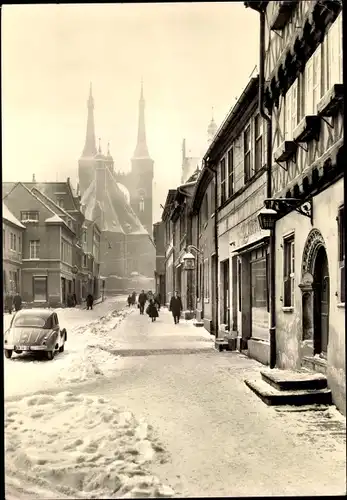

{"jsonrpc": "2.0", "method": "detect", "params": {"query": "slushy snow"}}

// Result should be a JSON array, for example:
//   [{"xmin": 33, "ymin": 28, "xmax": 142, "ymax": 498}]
[{"xmin": 5, "ymin": 392, "xmax": 174, "ymax": 498}]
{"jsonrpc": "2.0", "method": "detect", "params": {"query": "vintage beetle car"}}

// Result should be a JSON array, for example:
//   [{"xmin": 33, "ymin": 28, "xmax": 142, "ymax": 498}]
[{"xmin": 4, "ymin": 309, "xmax": 67, "ymax": 360}]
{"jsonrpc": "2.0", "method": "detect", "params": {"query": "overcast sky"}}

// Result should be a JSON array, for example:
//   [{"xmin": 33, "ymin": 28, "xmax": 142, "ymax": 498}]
[{"xmin": 2, "ymin": 2, "xmax": 259, "ymax": 223}]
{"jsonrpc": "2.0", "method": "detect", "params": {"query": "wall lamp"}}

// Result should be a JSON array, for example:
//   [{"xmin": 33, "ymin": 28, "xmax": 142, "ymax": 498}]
[
  {"xmin": 181, "ymin": 244, "xmax": 203, "ymax": 270},
  {"xmin": 258, "ymin": 198, "xmax": 313, "ymax": 230}
]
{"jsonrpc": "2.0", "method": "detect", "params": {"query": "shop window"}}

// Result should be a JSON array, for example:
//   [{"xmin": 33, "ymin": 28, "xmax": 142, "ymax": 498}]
[
  {"xmin": 283, "ymin": 235, "xmax": 295, "ymax": 307},
  {"xmin": 220, "ymin": 158, "xmax": 226, "ymax": 205},
  {"xmin": 33, "ymin": 276, "xmax": 47, "ymax": 302},
  {"xmin": 338, "ymin": 206, "xmax": 345, "ymax": 303},
  {"xmin": 227, "ymin": 147, "xmax": 234, "ymax": 197},
  {"xmin": 250, "ymin": 248, "xmax": 269, "ymax": 340}
]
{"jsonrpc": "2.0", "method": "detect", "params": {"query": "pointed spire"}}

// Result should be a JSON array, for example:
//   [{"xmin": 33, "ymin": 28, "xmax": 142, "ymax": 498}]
[
  {"xmin": 208, "ymin": 107, "xmax": 217, "ymax": 144},
  {"xmin": 133, "ymin": 80, "xmax": 150, "ymax": 159},
  {"xmin": 82, "ymin": 83, "xmax": 97, "ymax": 157}
]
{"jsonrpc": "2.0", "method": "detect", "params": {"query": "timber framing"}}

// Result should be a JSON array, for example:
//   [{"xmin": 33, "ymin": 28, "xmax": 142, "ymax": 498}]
[{"xmin": 264, "ymin": 0, "xmax": 342, "ymax": 113}]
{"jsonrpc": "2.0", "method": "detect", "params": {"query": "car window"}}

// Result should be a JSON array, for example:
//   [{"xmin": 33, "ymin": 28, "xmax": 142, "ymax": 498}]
[
  {"xmin": 55, "ymin": 314, "xmax": 59, "ymax": 326},
  {"xmin": 13, "ymin": 315, "xmax": 52, "ymax": 329},
  {"xmin": 51, "ymin": 314, "xmax": 56, "ymax": 327}
]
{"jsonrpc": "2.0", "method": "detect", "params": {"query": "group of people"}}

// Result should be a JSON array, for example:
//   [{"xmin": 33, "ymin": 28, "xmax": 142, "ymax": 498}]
[
  {"xmin": 128, "ymin": 289, "xmax": 183, "ymax": 324},
  {"xmin": 4, "ymin": 292, "xmax": 22, "ymax": 314}
]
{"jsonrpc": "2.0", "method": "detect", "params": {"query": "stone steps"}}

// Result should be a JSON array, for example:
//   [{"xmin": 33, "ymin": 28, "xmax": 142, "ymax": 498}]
[{"xmin": 245, "ymin": 369, "xmax": 332, "ymax": 407}]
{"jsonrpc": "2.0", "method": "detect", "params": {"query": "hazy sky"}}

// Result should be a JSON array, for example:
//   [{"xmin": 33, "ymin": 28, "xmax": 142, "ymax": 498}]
[{"xmin": 2, "ymin": 2, "xmax": 259, "ymax": 223}]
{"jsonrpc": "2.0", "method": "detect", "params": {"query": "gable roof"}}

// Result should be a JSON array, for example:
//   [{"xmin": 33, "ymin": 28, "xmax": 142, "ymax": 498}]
[
  {"xmin": 3, "ymin": 182, "xmax": 57, "ymax": 216},
  {"xmin": 31, "ymin": 187, "xmax": 76, "ymax": 221},
  {"xmin": 2, "ymin": 202, "xmax": 26, "ymax": 228}
]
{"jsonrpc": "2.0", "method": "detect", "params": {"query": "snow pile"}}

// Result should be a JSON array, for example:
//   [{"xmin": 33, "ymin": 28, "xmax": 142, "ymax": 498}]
[
  {"xmin": 5, "ymin": 392, "xmax": 175, "ymax": 499},
  {"xmin": 4, "ymin": 308, "xmax": 133, "ymax": 399}
]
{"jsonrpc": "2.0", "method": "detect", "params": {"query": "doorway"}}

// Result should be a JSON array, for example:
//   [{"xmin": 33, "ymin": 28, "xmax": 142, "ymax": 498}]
[
  {"xmin": 211, "ymin": 254, "xmax": 217, "ymax": 334},
  {"xmin": 313, "ymin": 246, "xmax": 330, "ymax": 356}
]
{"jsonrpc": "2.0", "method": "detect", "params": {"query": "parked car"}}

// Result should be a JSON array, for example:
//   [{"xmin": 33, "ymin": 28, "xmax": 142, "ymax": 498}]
[{"xmin": 3, "ymin": 309, "xmax": 67, "ymax": 360}]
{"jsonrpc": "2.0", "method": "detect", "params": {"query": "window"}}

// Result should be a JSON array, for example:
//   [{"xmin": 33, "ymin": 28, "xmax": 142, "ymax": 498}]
[
  {"xmin": 254, "ymin": 115, "xmax": 263, "ymax": 172},
  {"xmin": 338, "ymin": 206, "xmax": 345, "ymax": 303},
  {"xmin": 83, "ymin": 255, "xmax": 87, "ymax": 267},
  {"xmin": 61, "ymin": 239, "xmax": 72, "ymax": 264},
  {"xmin": 202, "ymin": 193, "xmax": 208, "ymax": 223},
  {"xmin": 250, "ymin": 248, "xmax": 269, "ymax": 340},
  {"xmin": 220, "ymin": 158, "xmax": 226, "ymax": 205},
  {"xmin": 244, "ymin": 125, "xmax": 251, "ymax": 182},
  {"xmin": 57, "ymin": 198, "xmax": 64, "ymax": 208},
  {"xmin": 139, "ymin": 197, "xmax": 145, "ymax": 212},
  {"xmin": 283, "ymin": 236, "xmax": 295, "ymax": 307},
  {"xmin": 227, "ymin": 148, "xmax": 234, "ymax": 197},
  {"xmin": 18, "ymin": 236, "xmax": 21, "ymax": 255},
  {"xmin": 21, "ymin": 211, "xmax": 39, "ymax": 222},
  {"xmin": 305, "ymin": 45, "xmax": 322, "ymax": 116},
  {"xmin": 204, "ymin": 258, "xmax": 210, "ymax": 300},
  {"xmin": 326, "ymin": 13, "xmax": 343, "ymax": 91},
  {"xmin": 285, "ymin": 79, "xmax": 299, "ymax": 139},
  {"xmin": 29, "ymin": 240, "xmax": 40, "ymax": 259},
  {"xmin": 10, "ymin": 233, "xmax": 16, "ymax": 251},
  {"xmin": 82, "ymin": 230, "xmax": 87, "ymax": 244},
  {"xmin": 33, "ymin": 276, "xmax": 47, "ymax": 302}
]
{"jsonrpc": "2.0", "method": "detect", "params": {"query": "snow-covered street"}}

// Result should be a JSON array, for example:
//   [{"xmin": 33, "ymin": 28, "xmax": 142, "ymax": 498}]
[{"xmin": 4, "ymin": 299, "xmax": 346, "ymax": 498}]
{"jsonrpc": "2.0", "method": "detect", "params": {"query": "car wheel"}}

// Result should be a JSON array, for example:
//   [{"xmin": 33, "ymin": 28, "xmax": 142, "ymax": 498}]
[
  {"xmin": 46, "ymin": 350, "xmax": 55, "ymax": 360},
  {"xmin": 59, "ymin": 343, "xmax": 65, "ymax": 353},
  {"xmin": 4, "ymin": 349, "xmax": 13, "ymax": 359}
]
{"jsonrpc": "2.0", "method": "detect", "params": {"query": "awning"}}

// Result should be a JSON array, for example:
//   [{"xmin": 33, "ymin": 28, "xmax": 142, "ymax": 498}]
[{"xmin": 232, "ymin": 230, "xmax": 270, "ymax": 255}]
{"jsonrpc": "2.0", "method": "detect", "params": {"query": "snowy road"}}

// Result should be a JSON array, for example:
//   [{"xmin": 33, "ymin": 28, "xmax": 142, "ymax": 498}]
[{"xmin": 4, "ymin": 302, "xmax": 346, "ymax": 498}]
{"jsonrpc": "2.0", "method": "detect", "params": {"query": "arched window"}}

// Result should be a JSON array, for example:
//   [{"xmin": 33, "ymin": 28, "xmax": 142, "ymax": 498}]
[{"xmin": 139, "ymin": 197, "xmax": 145, "ymax": 212}]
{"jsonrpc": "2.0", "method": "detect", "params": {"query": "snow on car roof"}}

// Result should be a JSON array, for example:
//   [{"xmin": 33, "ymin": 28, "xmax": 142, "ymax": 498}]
[{"xmin": 14, "ymin": 309, "xmax": 54, "ymax": 319}]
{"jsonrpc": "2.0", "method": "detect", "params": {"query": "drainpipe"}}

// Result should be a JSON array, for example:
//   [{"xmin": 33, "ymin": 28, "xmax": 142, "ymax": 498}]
[{"xmin": 258, "ymin": 6, "xmax": 276, "ymax": 369}]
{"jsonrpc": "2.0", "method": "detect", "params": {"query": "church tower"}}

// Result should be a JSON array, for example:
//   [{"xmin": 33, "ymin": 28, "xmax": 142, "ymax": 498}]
[
  {"xmin": 79, "ymin": 83, "xmax": 97, "ymax": 196},
  {"xmin": 130, "ymin": 80, "xmax": 154, "ymax": 236},
  {"xmin": 207, "ymin": 107, "xmax": 218, "ymax": 145}
]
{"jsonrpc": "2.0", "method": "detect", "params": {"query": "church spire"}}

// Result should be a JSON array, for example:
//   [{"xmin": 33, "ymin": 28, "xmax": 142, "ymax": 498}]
[
  {"xmin": 133, "ymin": 80, "xmax": 150, "ymax": 159},
  {"xmin": 82, "ymin": 82, "xmax": 97, "ymax": 157}
]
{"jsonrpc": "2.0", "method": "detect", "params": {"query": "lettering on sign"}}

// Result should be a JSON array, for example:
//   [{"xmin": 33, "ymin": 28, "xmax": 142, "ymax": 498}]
[{"xmin": 238, "ymin": 218, "xmax": 259, "ymax": 245}]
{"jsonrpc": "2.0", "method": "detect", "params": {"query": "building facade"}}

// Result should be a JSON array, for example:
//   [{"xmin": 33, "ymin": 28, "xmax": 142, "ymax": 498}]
[
  {"xmin": 2, "ymin": 203, "xmax": 25, "ymax": 298},
  {"xmin": 191, "ymin": 169, "xmax": 218, "ymax": 334},
  {"xmin": 247, "ymin": 0, "xmax": 344, "ymax": 413},
  {"xmin": 153, "ymin": 221, "xmax": 166, "ymax": 303},
  {"xmin": 162, "ymin": 190, "xmax": 176, "ymax": 306},
  {"xmin": 203, "ymin": 76, "xmax": 271, "ymax": 360}
]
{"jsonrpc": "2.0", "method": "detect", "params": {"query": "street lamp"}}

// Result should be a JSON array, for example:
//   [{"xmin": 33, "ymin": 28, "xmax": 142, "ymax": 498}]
[
  {"xmin": 258, "ymin": 198, "xmax": 313, "ymax": 230},
  {"xmin": 182, "ymin": 244, "xmax": 202, "ymax": 270}
]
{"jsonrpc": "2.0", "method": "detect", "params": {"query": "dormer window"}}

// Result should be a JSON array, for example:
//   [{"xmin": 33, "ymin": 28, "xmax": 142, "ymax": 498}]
[
  {"xmin": 21, "ymin": 211, "xmax": 39, "ymax": 222},
  {"xmin": 57, "ymin": 198, "xmax": 64, "ymax": 208}
]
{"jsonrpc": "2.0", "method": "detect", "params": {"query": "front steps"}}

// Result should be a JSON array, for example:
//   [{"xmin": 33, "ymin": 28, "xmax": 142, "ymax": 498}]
[{"xmin": 245, "ymin": 369, "xmax": 332, "ymax": 407}]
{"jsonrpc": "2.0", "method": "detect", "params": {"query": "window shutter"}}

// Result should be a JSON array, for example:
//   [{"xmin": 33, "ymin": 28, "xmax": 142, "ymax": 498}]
[
  {"xmin": 291, "ymin": 80, "xmax": 298, "ymax": 133},
  {"xmin": 313, "ymin": 45, "xmax": 322, "ymax": 112},
  {"xmin": 305, "ymin": 58, "xmax": 313, "ymax": 115},
  {"xmin": 285, "ymin": 86, "xmax": 292, "ymax": 139}
]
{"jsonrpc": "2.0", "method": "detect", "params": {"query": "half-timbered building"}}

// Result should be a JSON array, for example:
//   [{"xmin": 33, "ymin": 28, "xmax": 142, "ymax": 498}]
[{"xmin": 247, "ymin": 0, "xmax": 344, "ymax": 412}]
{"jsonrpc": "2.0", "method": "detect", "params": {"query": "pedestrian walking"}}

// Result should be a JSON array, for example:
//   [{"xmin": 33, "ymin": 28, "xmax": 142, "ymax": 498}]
[
  {"xmin": 127, "ymin": 294, "xmax": 132, "ymax": 307},
  {"xmin": 154, "ymin": 292, "xmax": 161, "ymax": 311},
  {"xmin": 131, "ymin": 291, "xmax": 137, "ymax": 305},
  {"xmin": 146, "ymin": 298, "xmax": 159, "ymax": 322},
  {"xmin": 5, "ymin": 293, "xmax": 13, "ymax": 314},
  {"xmin": 86, "ymin": 293, "xmax": 94, "ymax": 310},
  {"xmin": 138, "ymin": 290, "xmax": 147, "ymax": 314},
  {"xmin": 169, "ymin": 291, "xmax": 183, "ymax": 324},
  {"xmin": 13, "ymin": 292, "xmax": 22, "ymax": 312}
]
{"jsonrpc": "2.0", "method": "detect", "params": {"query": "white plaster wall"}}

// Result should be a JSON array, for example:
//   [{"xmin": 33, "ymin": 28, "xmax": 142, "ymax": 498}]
[{"xmin": 275, "ymin": 178, "xmax": 345, "ymax": 412}]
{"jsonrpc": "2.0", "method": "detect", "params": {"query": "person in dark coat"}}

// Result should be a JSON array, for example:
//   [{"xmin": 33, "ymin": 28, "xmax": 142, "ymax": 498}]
[
  {"xmin": 131, "ymin": 291, "xmax": 137, "ymax": 305},
  {"xmin": 169, "ymin": 291, "xmax": 183, "ymax": 324},
  {"xmin": 5, "ymin": 293, "xmax": 13, "ymax": 314},
  {"xmin": 138, "ymin": 290, "xmax": 147, "ymax": 315},
  {"xmin": 86, "ymin": 293, "xmax": 94, "ymax": 310},
  {"xmin": 13, "ymin": 292, "xmax": 22, "ymax": 312},
  {"xmin": 146, "ymin": 299, "xmax": 159, "ymax": 322},
  {"xmin": 154, "ymin": 292, "xmax": 161, "ymax": 311},
  {"xmin": 127, "ymin": 294, "xmax": 132, "ymax": 307}
]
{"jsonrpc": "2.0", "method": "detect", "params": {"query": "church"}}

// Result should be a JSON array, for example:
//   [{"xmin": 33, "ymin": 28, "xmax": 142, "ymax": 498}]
[{"xmin": 78, "ymin": 83, "xmax": 156, "ymax": 293}]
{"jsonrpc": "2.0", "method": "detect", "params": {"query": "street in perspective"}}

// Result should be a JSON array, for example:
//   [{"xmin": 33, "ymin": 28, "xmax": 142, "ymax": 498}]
[{"xmin": 2, "ymin": 1, "xmax": 346, "ymax": 499}]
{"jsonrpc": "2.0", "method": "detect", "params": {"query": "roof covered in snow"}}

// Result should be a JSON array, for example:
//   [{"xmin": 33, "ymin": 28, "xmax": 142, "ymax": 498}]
[
  {"xmin": 2, "ymin": 203, "xmax": 25, "ymax": 228},
  {"xmin": 81, "ymin": 170, "xmax": 148, "ymax": 235},
  {"xmin": 45, "ymin": 214, "xmax": 64, "ymax": 223}
]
